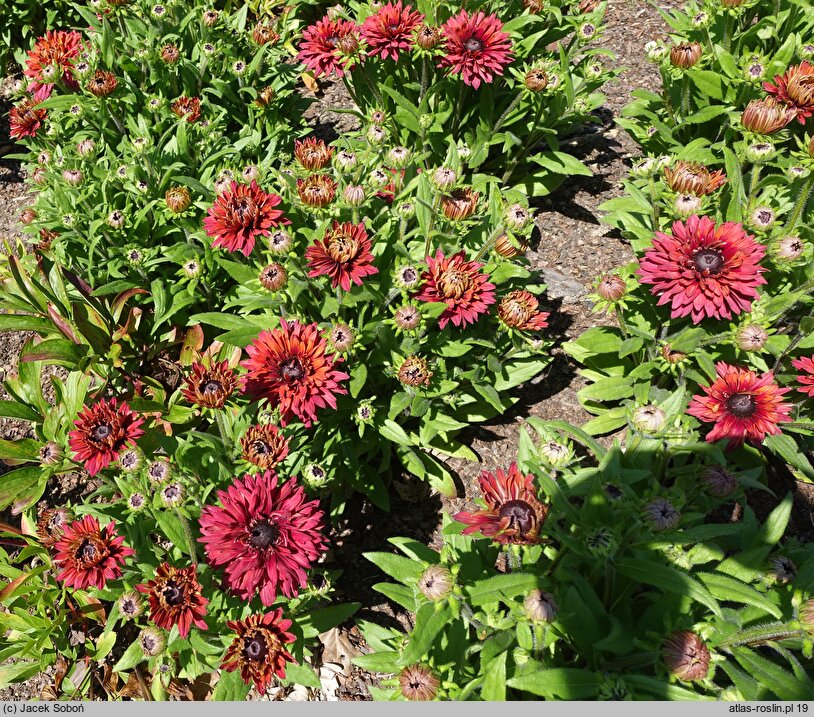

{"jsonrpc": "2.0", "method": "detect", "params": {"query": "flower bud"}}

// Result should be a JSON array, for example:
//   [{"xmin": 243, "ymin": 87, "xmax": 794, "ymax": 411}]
[
  {"xmin": 539, "ymin": 440, "xmax": 571, "ymax": 467},
  {"xmin": 735, "ymin": 323, "xmax": 768, "ymax": 352},
  {"xmin": 394, "ymin": 265, "xmax": 421, "ymax": 290},
  {"xmin": 139, "ymin": 627, "xmax": 166, "ymax": 657},
  {"xmin": 387, "ymin": 146, "xmax": 411, "ymax": 168},
  {"xmin": 255, "ymin": 86, "xmax": 275, "ymax": 108},
  {"xmin": 107, "ymin": 210, "xmax": 125, "ymax": 229},
  {"xmin": 504, "ymin": 204, "xmax": 532, "ymax": 231},
  {"xmin": 165, "ymin": 186, "xmax": 191, "ymax": 213},
  {"xmin": 431, "ymin": 167, "xmax": 456, "ymax": 190},
  {"xmin": 252, "ymin": 22, "xmax": 279, "ymax": 46},
  {"xmin": 76, "ymin": 138, "xmax": 96, "ymax": 157},
  {"xmin": 355, "ymin": 400, "xmax": 376, "ymax": 425},
  {"xmin": 119, "ymin": 449, "xmax": 142, "ymax": 472},
  {"xmin": 259, "ymin": 263, "xmax": 287, "ymax": 291},
  {"xmin": 147, "ymin": 459, "xmax": 172, "ymax": 484},
  {"xmin": 39, "ymin": 441, "xmax": 63, "ymax": 466},
  {"xmin": 242, "ymin": 165, "xmax": 260, "ymax": 183},
  {"xmin": 160, "ymin": 44, "xmax": 180, "ymax": 65},
  {"xmin": 799, "ymin": 599, "xmax": 814, "ymax": 637},
  {"xmin": 118, "ymin": 591, "xmax": 143, "ymax": 619},
  {"xmin": 367, "ymin": 125, "xmax": 387, "ymax": 145},
  {"xmin": 342, "ymin": 184, "xmax": 365, "ymax": 206},
  {"xmin": 690, "ymin": 11, "xmax": 710, "ymax": 27},
  {"xmin": 749, "ymin": 206, "xmax": 775, "ymax": 231},
  {"xmin": 335, "ymin": 150, "xmax": 357, "ymax": 171},
  {"xmin": 523, "ymin": 589, "xmax": 558, "ymax": 622},
  {"xmin": 643, "ymin": 497, "xmax": 680, "ymax": 531},
  {"xmin": 670, "ymin": 42, "xmax": 702, "ymax": 69},
  {"xmin": 585, "ymin": 527, "xmax": 617, "ymax": 556},
  {"xmin": 632, "ymin": 405, "xmax": 666, "ymax": 433},
  {"xmin": 595, "ymin": 273, "xmax": 626, "ymax": 301},
  {"xmin": 744, "ymin": 142, "xmax": 776, "ymax": 164},
  {"xmin": 418, "ymin": 565, "xmax": 453, "ymax": 600},
  {"xmin": 415, "ymin": 24, "xmax": 441, "ymax": 50},
  {"xmin": 202, "ymin": 9, "xmax": 218, "ymax": 26},
  {"xmin": 19, "ymin": 208, "xmax": 37, "ymax": 225},
  {"xmin": 771, "ymin": 235, "xmax": 805, "ymax": 262},
  {"xmin": 303, "ymin": 463, "xmax": 327, "ymax": 489},
  {"xmin": 644, "ymin": 41, "xmax": 668, "ymax": 63},
  {"xmin": 397, "ymin": 200, "xmax": 415, "ymax": 218},
  {"xmin": 160, "ymin": 482, "xmax": 184, "ymax": 507},
  {"xmin": 767, "ymin": 555, "xmax": 796, "ymax": 584},
  {"xmin": 398, "ymin": 664, "xmax": 439, "ymax": 701},
  {"xmin": 329, "ymin": 323, "xmax": 355, "ymax": 353},
  {"xmin": 268, "ymin": 230, "xmax": 292, "ymax": 254},
  {"xmin": 494, "ymin": 233, "xmax": 528, "ymax": 258},
  {"xmin": 700, "ymin": 465, "xmax": 738, "ymax": 498},
  {"xmin": 662, "ymin": 631, "xmax": 710, "ymax": 682},
  {"xmin": 672, "ymin": 193, "xmax": 702, "ymax": 218},
  {"xmin": 398, "ymin": 355, "xmax": 432, "ymax": 387},
  {"xmin": 127, "ymin": 492, "xmax": 146, "ymax": 511},
  {"xmin": 62, "ymin": 169, "xmax": 83, "ymax": 186},
  {"xmin": 524, "ymin": 68, "xmax": 549, "ymax": 92}
]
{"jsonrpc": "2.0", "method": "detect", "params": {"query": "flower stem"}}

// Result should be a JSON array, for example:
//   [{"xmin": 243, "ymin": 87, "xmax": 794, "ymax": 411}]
[
  {"xmin": 423, "ymin": 194, "xmax": 442, "ymax": 258},
  {"xmin": 714, "ymin": 622, "xmax": 801, "ymax": 650},
  {"xmin": 452, "ymin": 82, "xmax": 468, "ymax": 138},
  {"xmin": 784, "ymin": 174, "xmax": 814, "ymax": 232},
  {"xmin": 681, "ymin": 75, "xmax": 691, "ymax": 119},
  {"xmin": 773, "ymin": 318, "xmax": 811, "ymax": 372},
  {"xmin": 747, "ymin": 165, "xmax": 761, "ymax": 207}
]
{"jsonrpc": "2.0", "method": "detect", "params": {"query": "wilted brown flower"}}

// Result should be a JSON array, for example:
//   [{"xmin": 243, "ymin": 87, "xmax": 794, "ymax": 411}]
[
  {"xmin": 399, "ymin": 664, "xmax": 439, "ymax": 701},
  {"xmin": 578, "ymin": 0, "xmax": 600, "ymax": 13},
  {"xmin": 661, "ymin": 343, "xmax": 687, "ymax": 364},
  {"xmin": 670, "ymin": 42, "xmax": 702, "ymax": 69},
  {"xmin": 497, "ymin": 290, "xmax": 549, "ymax": 331},
  {"xmin": 171, "ymin": 95, "xmax": 201, "ymax": 122},
  {"xmin": 255, "ymin": 86, "xmax": 276, "ymax": 108},
  {"xmin": 165, "ymin": 186, "xmax": 191, "ymax": 213},
  {"xmin": 440, "ymin": 188, "xmax": 478, "ymax": 221},
  {"xmin": 662, "ymin": 631, "xmax": 710, "ymax": 682},
  {"xmin": 398, "ymin": 355, "xmax": 433, "ymax": 387},
  {"xmin": 86, "ymin": 69, "xmax": 117, "ymax": 97},
  {"xmin": 663, "ymin": 161, "xmax": 727, "ymax": 196},
  {"xmin": 523, "ymin": 0, "xmax": 546, "ymax": 12},
  {"xmin": 19, "ymin": 208, "xmax": 37, "ymax": 225}
]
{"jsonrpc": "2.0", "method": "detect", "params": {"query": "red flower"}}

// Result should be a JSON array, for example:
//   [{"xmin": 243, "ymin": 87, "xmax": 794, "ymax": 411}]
[
  {"xmin": 9, "ymin": 100, "xmax": 47, "ymax": 139},
  {"xmin": 199, "ymin": 471, "xmax": 327, "ymax": 605},
  {"xmin": 171, "ymin": 95, "xmax": 201, "ymax": 122},
  {"xmin": 764, "ymin": 61, "xmax": 814, "ymax": 123},
  {"xmin": 53, "ymin": 515, "xmax": 134, "ymax": 590},
  {"xmin": 203, "ymin": 181, "xmax": 287, "ymax": 256},
  {"xmin": 240, "ymin": 319, "xmax": 348, "ymax": 427},
  {"xmin": 438, "ymin": 10, "xmax": 513, "ymax": 89},
  {"xmin": 294, "ymin": 137, "xmax": 333, "ymax": 170},
  {"xmin": 240, "ymin": 424, "xmax": 290, "ymax": 469},
  {"xmin": 25, "ymin": 30, "xmax": 83, "ymax": 101},
  {"xmin": 305, "ymin": 221, "xmax": 378, "ymax": 291},
  {"xmin": 792, "ymin": 356, "xmax": 814, "ymax": 397},
  {"xmin": 453, "ymin": 463, "xmax": 548, "ymax": 544},
  {"xmin": 636, "ymin": 215, "xmax": 767, "ymax": 324},
  {"xmin": 68, "ymin": 398, "xmax": 145, "ymax": 476},
  {"xmin": 361, "ymin": 2, "xmax": 424, "ymax": 61},
  {"xmin": 297, "ymin": 16, "xmax": 360, "ymax": 77},
  {"xmin": 136, "ymin": 563, "xmax": 209, "ymax": 639},
  {"xmin": 221, "ymin": 609, "xmax": 296, "ymax": 694},
  {"xmin": 414, "ymin": 250, "xmax": 496, "ymax": 329},
  {"xmin": 687, "ymin": 362, "xmax": 793, "ymax": 448}
]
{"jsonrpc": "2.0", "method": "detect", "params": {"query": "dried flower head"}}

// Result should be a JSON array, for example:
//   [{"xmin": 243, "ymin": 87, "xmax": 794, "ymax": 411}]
[
  {"xmin": 663, "ymin": 161, "xmax": 727, "ymax": 197},
  {"xmin": 86, "ymin": 69, "xmax": 117, "ymax": 97},
  {"xmin": 37, "ymin": 507, "xmax": 72, "ymax": 548},
  {"xmin": 497, "ymin": 290, "xmax": 549, "ymax": 331}
]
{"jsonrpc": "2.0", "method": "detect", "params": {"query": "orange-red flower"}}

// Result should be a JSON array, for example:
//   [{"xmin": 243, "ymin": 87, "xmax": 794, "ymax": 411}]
[
  {"xmin": 764, "ymin": 61, "xmax": 814, "ymax": 123},
  {"xmin": 241, "ymin": 319, "xmax": 348, "ymax": 427},
  {"xmin": 497, "ymin": 290, "xmax": 549, "ymax": 331},
  {"xmin": 297, "ymin": 16, "xmax": 360, "ymax": 77},
  {"xmin": 296, "ymin": 174, "xmax": 337, "ymax": 208},
  {"xmin": 136, "ymin": 563, "xmax": 209, "ymax": 639},
  {"xmin": 637, "ymin": 216, "xmax": 767, "ymax": 324},
  {"xmin": 53, "ymin": 516, "xmax": 134, "ymax": 590},
  {"xmin": 454, "ymin": 462, "xmax": 548, "ymax": 544},
  {"xmin": 688, "ymin": 362, "xmax": 793, "ymax": 448},
  {"xmin": 180, "ymin": 360, "xmax": 237, "ymax": 408},
  {"xmin": 171, "ymin": 95, "xmax": 201, "ymax": 122},
  {"xmin": 305, "ymin": 221, "xmax": 378, "ymax": 291},
  {"xmin": 68, "ymin": 398, "xmax": 145, "ymax": 476},
  {"xmin": 294, "ymin": 137, "xmax": 333, "ymax": 170},
  {"xmin": 204, "ymin": 181, "xmax": 287, "ymax": 256},
  {"xmin": 24, "ymin": 30, "xmax": 83, "ymax": 100},
  {"xmin": 9, "ymin": 100, "xmax": 47, "ymax": 139},
  {"xmin": 221, "ymin": 610, "xmax": 296, "ymax": 694},
  {"xmin": 438, "ymin": 10, "xmax": 513, "ymax": 89},
  {"xmin": 361, "ymin": 1, "xmax": 424, "ymax": 61},
  {"xmin": 792, "ymin": 356, "xmax": 814, "ymax": 397},
  {"xmin": 414, "ymin": 250, "xmax": 496, "ymax": 329},
  {"xmin": 240, "ymin": 424, "xmax": 290, "ymax": 470},
  {"xmin": 741, "ymin": 97, "xmax": 796, "ymax": 134}
]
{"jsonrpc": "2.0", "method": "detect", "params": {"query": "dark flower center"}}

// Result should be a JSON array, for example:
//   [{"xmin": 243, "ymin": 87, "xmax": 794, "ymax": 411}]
[
  {"xmin": 232, "ymin": 196, "xmax": 258, "ymax": 225},
  {"xmin": 498, "ymin": 499, "xmax": 536, "ymax": 535},
  {"xmin": 726, "ymin": 393, "xmax": 757, "ymax": 418},
  {"xmin": 76, "ymin": 539, "xmax": 97, "ymax": 561},
  {"xmin": 757, "ymin": 210, "xmax": 772, "ymax": 224},
  {"xmin": 251, "ymin": 440, "xmax": 271, "ymax": 455},
  {"xmin": 202, "ymin": 380, "xmax": 222, "ymax": 394},
  {"xmin": 280, "ymin": 357, "xmax": 305, "ymax": 382},
  {"xmin": 388, "ymin": 23, "xmax": 399, "ymax": 32},
  {"xmin": 243, "ymin": 635, "xmax": 268, "ymax": 662},
  {"xmin": 693, "ymin": 249, "xmax": 724, "ymax": 275},
  {"xmin": 163, "ymin": 580, "xmax": 185, "ymax": 606},
  {"xmin": 248, "ymin": 520, "xmax": 279, "ymax": 550},
  {"xmin": 91, "ymin": 423, "xmax": 112, "ymax": 442},
  {"xmin": 465, "ymin": 37, "xmax": 484, "ymax": 52},
  {"xmin": 327, "ymin": 35, "xmax": 339, "ymax": 46}
]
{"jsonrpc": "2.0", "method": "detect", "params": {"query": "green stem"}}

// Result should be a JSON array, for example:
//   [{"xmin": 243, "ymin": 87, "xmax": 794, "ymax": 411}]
[
  {"xmin": 423, "ymin": 194, "xmax": 442, "ymax": 258},
  {"xmin": 490, "ymin": 90, "xmax": 523, "ymax": 138},
  {"xmin": 681, "ymin": 75, "xmax": 691, "ymax": 119},
  {"xmin": 419, "ymin": 56, "xmax": 429, "ymax": 107},
  {"xmin": 452, "ymin": 82, "xmax": 467, "ymax": 138},
  {"xmin": 175, "ymin": 509, "xmax": 199, "ymax": 565},
  {"xmin": 473, "ymin": 225, "xmax": 505, "ymax": 263},
  {"xmin": 213, "ymin": 409, "xmax": 232, "ymax": 451},
  {"xmin": 715, "ymin": 623, "xmax": 801, "ymax": 650},
  {"xmin": 501, "ymin": 102, "xmax": 545, "ymax": 184},
  {"xmin": 784, "ymin": 175, "xmax": 814, "ymax": 232},
  {"xmin": 747, "ymin": 164, "xmax": 761, "ymax": 207},
  {"xmin": 773, "ymin": 319, "xmax": 810, "ymax": 372}
]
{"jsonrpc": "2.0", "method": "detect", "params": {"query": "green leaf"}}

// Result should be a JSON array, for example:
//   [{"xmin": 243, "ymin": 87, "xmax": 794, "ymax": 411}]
[
  {"xmin": 379, "ymin": 419, "xmax": 413, "ymax": 446},
  {"xmin": 697, "ymin": 573, "xmax": 781, "ymax": 618},
  {"xmin": 615, "ymin": 557, "xmax": 721, "ymax": 616},
  {"xmin": 688, "ymin": 69, "xmax": 725, "ymax": 100},
  {"xmin": 731, "ymin": 647, "xmax": 814, "ymax": 700},
  {"xmin": 0, "ymin": 438, "xmax": 40, "ymax": 461},
  {"xmin": 532, "ymin": 151, "xmax": 592, "ymax": 177},
  {"xmin": 363, "ymin": 552, "xmax": 425, "ymax": 584},
  {"xmin": 113, "ymin": 639, "xmax": 145, "ymax": 673},
  {"xmin": 481, "ymin": 649, "xmax": 507, "ymax": 701},
  {"xmin": 283, "ymin": 663, "xmax": 322, "ymax": 689},
  {"xmin": 20, "ymin": 338, "xmax": 86, "ymax": 366},
  {"xmin": 577, "ymin": 377, "xmax": 635, "ymax": 402},
  {"xmin": 400, "ymin": 601, "xmax": 451, "ymax": 665},
  {"xmin": 0, "ymin": 315, "xmax": 54, "ymax": 333},
  {"xmin": 350, "ymin": 364, "xmax": 367, "ymax": 399},
  {"xmin": 507, "ymin": 667, "xmax": 601, "ymax": 699},
  {"xmin": 352, "ymin": 651, "xmax": 401, "ymax": 674},
  {"xmin": 624, "ymin": 674, "xmax": 712, "ymax": 700},
  {"xmin": 0, "ymin": 466, "xmax": 46, "ymax": 512},
  {"xmin": 298, "ymin": 603, "xmax": 360, "ymax": 639},
  {"xmin": 211, "ymin": 667, "xmax": 251, "ymax": 701},
  {"xmin": 467, "ymin": 573, "xmax": 539, "ymax": 606},
  {"xmin": 0, "ymin": 661, "xmax": 41, "ymax": 690},
  {"xmin": 750, "ymin": 492, "xmax": 792, "ymax": 549}
]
